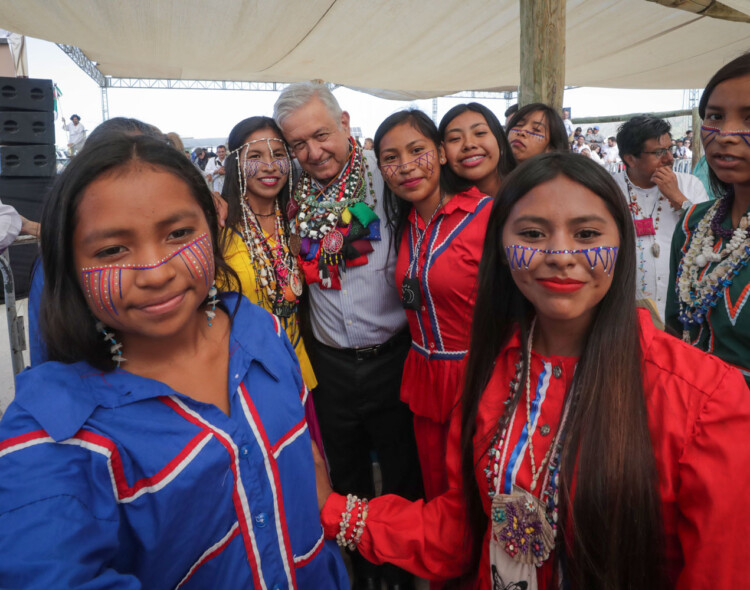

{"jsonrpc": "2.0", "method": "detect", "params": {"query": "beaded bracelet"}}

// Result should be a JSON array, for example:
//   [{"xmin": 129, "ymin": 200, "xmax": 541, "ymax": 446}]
[{"xmin": 335, "ymin": 493, "xmax": 370, "ymax": 550}]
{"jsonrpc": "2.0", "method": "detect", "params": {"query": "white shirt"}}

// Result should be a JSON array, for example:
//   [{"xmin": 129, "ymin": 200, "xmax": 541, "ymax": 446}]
[
  {"xmin": 614, "ymin": 170, "xmax": 709, "ymax": 319},
  {"xmin": 563, "ymin": 118, "xmax": 573, "ymax": 138},
  {"xmin": 0, "ymin": 200, "xmax": 21, "ymax": 251},
  {"xmin": 603, "ymin": 145, "xmax": 620, "ymax": 163},
  {"xmin": 204, "ymin": 156, "xmax": 226, "ymax": 193},
  {"xmin": 64, "ymin": 121, "xmax": 86, "ymax": 146}
]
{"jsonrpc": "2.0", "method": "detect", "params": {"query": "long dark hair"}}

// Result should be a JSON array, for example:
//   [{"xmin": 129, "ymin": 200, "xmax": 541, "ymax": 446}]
[
  {"xmin": 507, "ymin": 103, "xmax": 570, "ymax": 155},
  {"xmin": 374, "ymin": 109, "xmax": 471, "ymax": 248},
  {"xmin": 698, "ymin": 51, "xmax": 750, "ymax": 199},
  {"xmin": 438, "ymin": 102, "xmax": 516, "ymax": 196},
  {"xmin": 222, "ymin": 116, "xmax": 291, "ymax": 230},
  {"xmin": 39, "ymin": 134, "xmax": 237, "ymax": 371},
  {"xmin": 460, "ymin": 152, "xmax": 664, "ymax": 588}
]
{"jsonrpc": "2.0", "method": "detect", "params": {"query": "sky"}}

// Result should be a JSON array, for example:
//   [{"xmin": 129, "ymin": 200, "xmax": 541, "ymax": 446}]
[{"xmin": 25, "ymin": 37, "xmax": 698, "ymax": 149}]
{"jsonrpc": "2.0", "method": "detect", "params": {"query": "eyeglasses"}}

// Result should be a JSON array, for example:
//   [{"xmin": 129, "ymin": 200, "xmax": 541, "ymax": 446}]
[{"xmin": 640, "ymin": 148, "xmax": 672, "ymax": 158}]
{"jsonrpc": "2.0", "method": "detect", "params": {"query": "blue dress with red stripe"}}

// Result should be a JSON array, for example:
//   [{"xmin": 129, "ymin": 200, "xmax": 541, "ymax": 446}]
[{"xmin": 0, "ymin": 292, "xmax": 348, "ymax": 590}]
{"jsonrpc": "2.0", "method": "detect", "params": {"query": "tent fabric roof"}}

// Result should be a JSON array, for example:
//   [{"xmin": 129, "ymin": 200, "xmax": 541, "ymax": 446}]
[{"xmin": 0, "ymin": 0, "xmax": 749, "ymax": 98}]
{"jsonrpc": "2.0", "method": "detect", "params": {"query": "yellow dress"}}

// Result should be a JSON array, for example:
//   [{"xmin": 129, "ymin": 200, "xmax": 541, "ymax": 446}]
[{"xmin": 222, "ymin": 229, "xmax": 317, "ymax": 389}]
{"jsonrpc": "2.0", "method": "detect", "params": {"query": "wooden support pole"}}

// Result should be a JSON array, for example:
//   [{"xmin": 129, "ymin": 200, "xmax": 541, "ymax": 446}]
[
  {"xmin": 519, "ymin": 0, "xmax": 566, "ymax": 110},
  {"xmin": 691, "ymin": 107, "xmax": 702, "ymax": 171}
]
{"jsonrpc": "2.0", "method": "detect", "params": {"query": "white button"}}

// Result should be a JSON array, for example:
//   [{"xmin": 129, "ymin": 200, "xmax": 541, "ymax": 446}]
[
  {"xmin": 347, "ymin": 320, "xmax": 352, "ymax": 325},
  {"xmin": 343, "ymin": 289, "xmax": 348, "ymax": 294},
  {"xmin": 234, "ymin": 374, "xmax": 239, "ymax": 379}
]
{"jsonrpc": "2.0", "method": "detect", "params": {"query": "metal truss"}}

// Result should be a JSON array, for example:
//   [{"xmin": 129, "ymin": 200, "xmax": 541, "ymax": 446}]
[
  {"xmin": 104, "ymin": 78, "xmax": 292, "ymax": 91},
  {"xmin": 55, "ymin": 44, "xmax": 106, "ymax": 86}
]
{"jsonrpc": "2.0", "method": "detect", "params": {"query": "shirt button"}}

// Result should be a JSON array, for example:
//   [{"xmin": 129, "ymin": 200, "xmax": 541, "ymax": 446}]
[
  {"xmin": 552, "ymin": 365, "xmax": 562, "ymax": 379},
  {"xmin": 343, "ymin": 289, "xmax": 348, "ymax": 294},
  {"xmin": 421, "ymin": 306, "xmax": 426, "ymax": 311},
  {"xmin": 347, "ymin": 320, "xmax": 352, "ymax": 325},
  {"xmin": 429, "ymin": 342, "xmax": 435, "ymax": 349},
  {"xmin": 255, "ymin": 513, "xmax": 268, "ymax": 528},
  {"xmin": 240, "ymin": 445, "xmax": 251, "ymax": 457},
  {"xmin": 234, "ymin": 374, "xmax": 239, "ymax": 379}
]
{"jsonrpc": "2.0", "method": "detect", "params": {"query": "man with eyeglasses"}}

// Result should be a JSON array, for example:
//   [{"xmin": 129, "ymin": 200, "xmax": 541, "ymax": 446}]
[{"xmin": 614, "ymin": 115, "xmax": 708, "ymax": 320}]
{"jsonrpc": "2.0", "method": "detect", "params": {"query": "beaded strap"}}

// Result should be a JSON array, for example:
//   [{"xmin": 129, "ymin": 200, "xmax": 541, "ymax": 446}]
[{"xmin": 335, "ymin": 493, "xmax": 370, "ymax": 551}]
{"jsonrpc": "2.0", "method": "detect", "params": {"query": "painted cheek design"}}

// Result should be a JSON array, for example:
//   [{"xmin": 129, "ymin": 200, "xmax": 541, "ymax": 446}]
[
  {"xmin": 80, "ymin": 233, "xmax": 214, "ymax": 318},
  {"xmin": 701, "ymin": 124, "xmax": 750, "ymax": 147},
  {"xmin": 508, "ymin": 128, "xmax": 546, "ymax": 142},
  {"xmin": 243, "ymin": 157, "xmax": 290, "ymax": 178},
  {"xmin": 505, "ymin": 244, "xmax": 619, "ymax": 274},
  {"xmin": 380, "ymin": 150, "xmax": 435, "ymax": 180}
]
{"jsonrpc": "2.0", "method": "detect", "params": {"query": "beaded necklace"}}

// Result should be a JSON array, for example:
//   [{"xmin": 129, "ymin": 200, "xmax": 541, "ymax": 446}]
[
  {"xmin": 291, "ymin": 139, "xmax": 376, "ymax": 241},
  {"xmin": 675, "ymin": 194, "xmax": 750, "ymax": 339},
  {"xmin": 485, "ymin": 320, "xmax": 579, "ymax": 566},
  {"xmin": 239, "ymin": 199, "xmax": 302, "ymax": 318}
]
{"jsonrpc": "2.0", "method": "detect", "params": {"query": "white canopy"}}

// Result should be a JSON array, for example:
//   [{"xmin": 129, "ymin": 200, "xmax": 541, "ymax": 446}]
[{"xmin": 0, "ymin": 0, "xmax": 748, "ymax": 98}]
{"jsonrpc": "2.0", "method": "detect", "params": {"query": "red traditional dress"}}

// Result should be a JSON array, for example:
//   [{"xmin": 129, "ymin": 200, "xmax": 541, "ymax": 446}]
[
  {"xmin": 395, "ymin": 187, "xmax": 492, "ymax": 499},
  {"xmin": 322, "ymin": 309, "xmax": 750, "ymax": 589}
]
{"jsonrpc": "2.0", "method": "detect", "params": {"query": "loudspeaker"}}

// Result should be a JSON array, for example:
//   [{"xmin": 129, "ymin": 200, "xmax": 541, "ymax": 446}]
[
  {"xmin": 0, "ymin": 144, "xmax": 55, "ymax": 177},
  {"xmin": 0, "ymin": 77, "xmax": 54, "ymax": 112},
  {"xmin": 0, "ymin": 111, "xmax": 54, "ymax": 145},
  {"xmin": 0, "ymin": 176, "xmax": 53, "ymax": 220}
]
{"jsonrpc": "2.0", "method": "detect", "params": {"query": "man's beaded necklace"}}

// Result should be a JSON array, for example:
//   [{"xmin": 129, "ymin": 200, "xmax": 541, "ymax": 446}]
[{"xmin": 291, "ymin": 138, "xmax": 376, "ymax": 241}]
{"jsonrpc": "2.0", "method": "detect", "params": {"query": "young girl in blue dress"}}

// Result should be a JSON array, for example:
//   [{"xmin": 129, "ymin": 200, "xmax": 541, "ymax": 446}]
[{"xmin": 0, "ymin": 134, "xmax": 348, "ymax": 589}]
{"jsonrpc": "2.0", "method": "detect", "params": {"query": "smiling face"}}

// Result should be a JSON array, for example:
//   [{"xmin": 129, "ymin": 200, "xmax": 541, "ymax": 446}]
[
  {"xmin": 240, "ymin": 127, "xmax": 290, "ymax": 203},
  {"xmin": 701, "ymin": 73, "xmax": 750, "ymax": 188},
  {"xmin": 73, "ymin": 166, "xmax": 215, "ymax": 344},
  {"xmin": 216, "ymin": 146, "xmax": 227, "ymax": 160},
  {"xmin": 279, "ymin": 96, "xmax": 351, "ymax": 183},
  {"xmin": 508, "ymin": 110, "xmax": 551, "ymax": 162},
  {"xmin": 501, "ymin": 174, "xmax": 620, "ymax": 332},
  {"xmin": 442, "ymin": 110, "xmax": 501, "ymax": 193},
  {"xmin": 378, "ymin": 121, "xmax": 444, "ymax": 216}
]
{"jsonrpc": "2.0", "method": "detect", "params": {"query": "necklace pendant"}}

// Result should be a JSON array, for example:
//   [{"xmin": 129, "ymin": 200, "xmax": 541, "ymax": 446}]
[
  {"xmin": 491, "ymin": 487, "xmax": 555, "ymax": 566},
  {"xmin": 289, "ymin": 234, "xmax": 301, "ymax": 256},
  {"xmin": 651, "ymin": 242, "xmax": 660, "ymax": 258},
  {"xmin": 288, "ymin": 272, "xmax": 303, "ymax": 297}
]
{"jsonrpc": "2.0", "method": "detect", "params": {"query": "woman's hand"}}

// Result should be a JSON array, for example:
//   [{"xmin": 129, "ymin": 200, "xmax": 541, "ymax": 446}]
[{"xmin": 311, "ymin": 440, "xmax": 333, "ymax": 511}]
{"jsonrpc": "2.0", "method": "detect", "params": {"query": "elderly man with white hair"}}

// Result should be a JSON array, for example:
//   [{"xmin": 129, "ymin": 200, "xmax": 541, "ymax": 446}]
[{"xmin": 274, "ymin": 82, "xmax": 421, "ymax": 590}]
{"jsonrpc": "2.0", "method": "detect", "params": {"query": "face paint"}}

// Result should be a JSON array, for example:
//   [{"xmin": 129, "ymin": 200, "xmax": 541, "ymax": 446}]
[
  {"xmin": 80, "ymin": 233, "xmax": 214, "ymax": 318},
  {"xmin": 243, "ymin": 157, "xmax": 290, "ymax": 177},
  {"xmin": 701, "ymin": 124, "xmax": 750, "ymax": 148},
  {"xmin": 380, "ymin": 149, "xmax": 435, "ymax": 180},
  {"xmin": 232, "ymin": 137, "xmax": 292, "ymax": 198},
  {"xmin": 508, "ymin": 128, "xmax": 546, "ymax": 142},
  {"xmin": 505, "ymin": 244, "xmax": 619, "ymax": 274}
]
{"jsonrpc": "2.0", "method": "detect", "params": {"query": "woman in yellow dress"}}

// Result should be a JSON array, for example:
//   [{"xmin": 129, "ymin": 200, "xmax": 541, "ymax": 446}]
[{"xmin": 221, "ymin": 116, "xmax": 317, "ymax": 390}]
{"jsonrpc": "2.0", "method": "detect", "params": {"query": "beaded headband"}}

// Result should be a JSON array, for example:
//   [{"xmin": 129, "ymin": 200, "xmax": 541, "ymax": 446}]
[
  {"xmin": 700, "ymin": 124, "xmax": 750, "ymax": 147},
  {"xmin": 505, "ymin": 244, "xmax": 619, "ymax": 274},
  {"xmin": 231, "ymin": 137, "xmax": 293, "ymax": 201},
  {"xmin": 380, "ymin": 150, "xmax": 435, "ymax": 180},
  {"xmin": 508, "ymin": 128, "xmax": 546, "ymax": 142},
  {"xmin": 80, "ymin": 233, "xmax": 214, "ymax": 318}
]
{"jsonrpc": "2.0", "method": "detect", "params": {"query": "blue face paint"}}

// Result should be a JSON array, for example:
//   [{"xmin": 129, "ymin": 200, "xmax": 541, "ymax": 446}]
[
  {"xmin": 701, "ymin": 124, "xmax": 750, "ymax": 148},
  {"xmin": 504, "ymin": 244, "xmax": 619, "ymax": 274}
]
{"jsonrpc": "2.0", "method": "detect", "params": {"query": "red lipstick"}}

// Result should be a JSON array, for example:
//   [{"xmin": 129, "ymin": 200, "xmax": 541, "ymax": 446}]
[{"xmin": 537, "ymin": 278, "xmax": 585, "ymax": 293}]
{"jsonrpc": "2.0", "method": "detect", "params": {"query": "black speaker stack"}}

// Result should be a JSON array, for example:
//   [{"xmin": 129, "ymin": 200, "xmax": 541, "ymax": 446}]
[{"xmin": 0, "ymin": 77, "xmax": 56, "ymax": 300}]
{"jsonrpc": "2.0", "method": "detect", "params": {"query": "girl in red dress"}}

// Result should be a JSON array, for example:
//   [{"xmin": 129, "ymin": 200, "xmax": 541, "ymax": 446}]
[
  {"xmin": 316, "ymin": 152, "xmax": 750, "ymax": 589},
  {"xmin": 377, "ymin": 110, "xmax": 493, "ymax": 500}
]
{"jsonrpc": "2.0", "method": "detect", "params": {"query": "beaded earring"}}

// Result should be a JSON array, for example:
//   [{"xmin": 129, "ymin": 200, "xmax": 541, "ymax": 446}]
[
  {"xmin": 206, "ymin": 282, "xmax": 219, "ymax": 326},
  {"xmin": 95, "ymin": 321, "xmax": 126, "ymax": 368}
]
